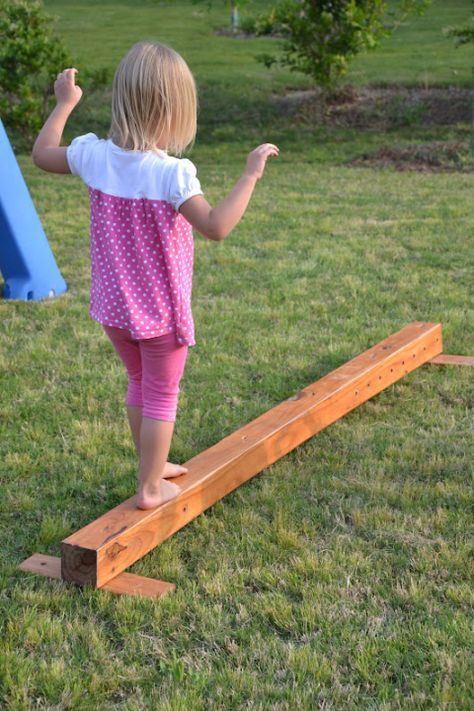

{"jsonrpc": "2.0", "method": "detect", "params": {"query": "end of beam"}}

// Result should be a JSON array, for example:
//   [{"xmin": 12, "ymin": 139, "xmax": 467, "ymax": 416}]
[{"xmin": 61, "ymin": 543, "xmax": 99, "ymax": 586}]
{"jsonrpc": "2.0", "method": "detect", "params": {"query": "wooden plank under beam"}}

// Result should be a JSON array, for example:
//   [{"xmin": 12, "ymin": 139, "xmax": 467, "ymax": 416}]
[
  {"xmin": 429, "ymin": 354, "xmax": 474, "ymax": 367},
  {"xmin": 19, "ymin": 554, "xmax": 175, "ymax": 598},
  {"xmin": 62, "ymin": 322, "xmax": 442, "ymax": 589}
]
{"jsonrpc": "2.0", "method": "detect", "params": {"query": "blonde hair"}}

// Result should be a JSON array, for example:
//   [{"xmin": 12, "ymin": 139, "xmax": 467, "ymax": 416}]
[{"xmin": 109, "ymin": 41, "xmax": 197, "ymax": 155}]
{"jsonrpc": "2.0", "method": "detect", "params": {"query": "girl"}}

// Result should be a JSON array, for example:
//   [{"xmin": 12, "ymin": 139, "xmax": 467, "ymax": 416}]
[{"xmin": 32, "ymin": 41, "xmax": 278, "ymax": 510}]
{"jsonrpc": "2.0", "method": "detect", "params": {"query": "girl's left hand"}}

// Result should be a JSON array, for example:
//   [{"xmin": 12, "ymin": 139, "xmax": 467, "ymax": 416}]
[
  {"xmin": 244, "ymin": 143, "xmax": 279, "ymax": 181},
  {"xmin": 54, "ymin": 68, "xmax": 83, "ymax": 108}
]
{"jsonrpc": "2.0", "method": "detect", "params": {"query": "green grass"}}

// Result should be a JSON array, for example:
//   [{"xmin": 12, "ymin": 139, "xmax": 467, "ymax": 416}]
[{"xmin": 1, "ymin": 0, "xmax": 474, "ymax": 708}]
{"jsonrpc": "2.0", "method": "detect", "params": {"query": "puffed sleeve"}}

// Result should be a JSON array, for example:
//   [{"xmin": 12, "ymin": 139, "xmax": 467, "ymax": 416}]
[
  {"xmin": 66, "ymin": 133, "xmax": 100, "ymax": 181},
  {"xmin": 169, "ymin": 158, "xmax": 203, "ymax": 211}
]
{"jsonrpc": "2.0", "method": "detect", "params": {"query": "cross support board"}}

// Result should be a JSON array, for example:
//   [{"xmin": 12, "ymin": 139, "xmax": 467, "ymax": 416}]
[
  {"xmin": 429, "ymin": 354, "xmax": 474, "ymax": 367},
  {"xmin": 19, "ymin": 554, "xmax": 174, "ymax": 599},
  {"xmin": 49, "ymin": 321, "xmax": 442, "ymax": 592}
]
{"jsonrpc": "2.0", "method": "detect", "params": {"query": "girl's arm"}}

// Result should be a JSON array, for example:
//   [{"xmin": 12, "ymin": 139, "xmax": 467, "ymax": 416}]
[
  {"xmin": 32, "ymin": 68, "xmax": 83, "ymax": 174},
  {"xmin": 179, "ymin": 143, "xmax": 279, "ymax": 241}
]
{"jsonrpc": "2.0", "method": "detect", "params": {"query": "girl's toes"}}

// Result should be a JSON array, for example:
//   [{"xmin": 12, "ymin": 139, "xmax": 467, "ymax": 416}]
[{"xmin": 163, "ymin": 462, "xmax": 188, "ymax": 478}]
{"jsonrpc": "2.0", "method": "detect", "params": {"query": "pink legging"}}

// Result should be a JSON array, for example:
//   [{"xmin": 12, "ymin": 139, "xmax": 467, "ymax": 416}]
[{"xmin": 103, "ymin": 326, "xmax": 188, "ymax": 422}]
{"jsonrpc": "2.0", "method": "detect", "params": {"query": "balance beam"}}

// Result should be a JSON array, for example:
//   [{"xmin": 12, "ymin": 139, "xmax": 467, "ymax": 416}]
[{"xmin": 50, "ymin": 321, "xmax": 441, "ymax": 591}]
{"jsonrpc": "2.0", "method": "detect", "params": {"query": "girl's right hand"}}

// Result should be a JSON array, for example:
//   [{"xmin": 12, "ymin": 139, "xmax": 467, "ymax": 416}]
[
  {"xmin": 244, "ymin": 143, "xmax": 279, "ymax": 181},
  {"xmin": 54, "ymin": 68, "xmax": 83, "ymax": 108}
]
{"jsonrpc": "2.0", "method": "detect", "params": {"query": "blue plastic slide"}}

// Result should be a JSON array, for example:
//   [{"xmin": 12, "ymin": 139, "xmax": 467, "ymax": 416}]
[{"xmin": 0, "ymin": 119, "xmax": 67, "ymax": 300}]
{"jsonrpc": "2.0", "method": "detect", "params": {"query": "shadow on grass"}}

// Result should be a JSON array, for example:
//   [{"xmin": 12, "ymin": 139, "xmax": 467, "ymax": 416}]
[{"xmin": 9, "ymin": 79, "xmax": 472, "ymax": 166}]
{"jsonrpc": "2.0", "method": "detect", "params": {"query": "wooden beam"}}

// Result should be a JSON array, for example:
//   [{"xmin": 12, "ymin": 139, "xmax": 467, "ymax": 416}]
[
  {"xmin": 19, "ymin": 554, "xmax": 175, "ymax": 598},
  {"xmin": 61, "ymin": 322, "xmax": 442, "ymax": 589},
  {"xmin": 429, "ymin": 354, "xmax": 474, "ymax": 367}
]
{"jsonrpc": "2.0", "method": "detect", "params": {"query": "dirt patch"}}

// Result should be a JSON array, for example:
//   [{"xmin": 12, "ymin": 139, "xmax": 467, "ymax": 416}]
[
  {"xmin": 346, "ymin": 142, "xmax": 474, "ymax": 173},
  {"xmin": 273, "ymin": 85, "xmax": 474, "ymax": 129}
]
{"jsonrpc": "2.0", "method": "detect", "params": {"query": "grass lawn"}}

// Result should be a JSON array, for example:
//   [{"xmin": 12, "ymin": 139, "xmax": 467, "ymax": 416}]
[{"xmin": 1, "ymin": 0, "xmax": 473, "ymax": 708}]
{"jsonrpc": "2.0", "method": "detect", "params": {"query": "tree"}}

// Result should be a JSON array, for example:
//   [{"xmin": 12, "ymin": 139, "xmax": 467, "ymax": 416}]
[
  {"xmin": 255, "ymin": 0, "xmax": 432, "ymax": 90},
  {"xmin": 446, "ymin": 0, "xmax": 474, "ymax": 151},
  {"xmin": 0, "ymin": 0, "xmax": 72, "ymax": 141}
]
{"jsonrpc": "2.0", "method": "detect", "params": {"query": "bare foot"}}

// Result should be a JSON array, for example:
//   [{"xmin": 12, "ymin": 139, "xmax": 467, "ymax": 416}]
[
  {"xmin": 136, "ymin": 479, "xmax": 180, "ymax": 510},
  {"xmin": 163, "ymin": 461, "xmax": 188, "ymax": 479}
]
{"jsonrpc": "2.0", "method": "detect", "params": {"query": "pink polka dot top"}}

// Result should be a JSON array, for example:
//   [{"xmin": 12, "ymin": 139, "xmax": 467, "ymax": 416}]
[{"xmin": 66, "ymin": 133, "xmax": 203, "ymax": 346}]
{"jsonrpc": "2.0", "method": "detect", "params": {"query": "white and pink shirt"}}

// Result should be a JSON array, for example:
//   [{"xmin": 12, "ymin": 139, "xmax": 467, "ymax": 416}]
[{"xmin": 66, "ymin": 133, "xmax": 203, "ymax": 346}]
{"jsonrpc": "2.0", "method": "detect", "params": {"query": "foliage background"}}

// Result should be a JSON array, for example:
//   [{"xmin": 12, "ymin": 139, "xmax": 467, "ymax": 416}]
[{"xmin": 0, "ymin": 1, "xmax": 71, "ymax": 142}]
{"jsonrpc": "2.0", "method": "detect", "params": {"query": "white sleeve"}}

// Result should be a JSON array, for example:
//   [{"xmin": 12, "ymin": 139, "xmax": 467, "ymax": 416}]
[
  {"xmin": 66, "ymin": 133, "xmax": 100, "ymax": 181},
  {"xmin": 169, "ymin": 158, "xmax": 203, "ymax": 211}
]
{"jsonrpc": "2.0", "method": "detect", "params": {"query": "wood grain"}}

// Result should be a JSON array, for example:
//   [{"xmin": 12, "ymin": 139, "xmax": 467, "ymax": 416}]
[
  {"xmin": 61, "ymin": 322, "xmax": 442, "ymax": 588},
  {"xmin": 429, "ymin": 354, "xmax": 474, "ymax": 367},
  {"xmin": 19, "ymin": 554, "xmax": 175, "ymax": 598}
]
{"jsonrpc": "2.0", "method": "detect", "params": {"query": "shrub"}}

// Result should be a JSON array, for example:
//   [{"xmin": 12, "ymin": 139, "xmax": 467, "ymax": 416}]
[
  {"xmin": 255, "ymin": 0, "xmax": 431, "ymax": 90},
  {"xmin": 239, "ymin": 15, "xmax": 257, "ymax": 35},
  {"xmin": 0, "ymin": 0, "xmax": 72, "ymax": 142}
]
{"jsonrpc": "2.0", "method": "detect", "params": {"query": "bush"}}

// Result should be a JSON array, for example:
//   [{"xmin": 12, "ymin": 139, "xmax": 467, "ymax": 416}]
[
  {"xmin": 0, "ymin": 0, "xmax": 72, "ymax": 143},
  {"xmin": 239, "ymin": 15, "xmax": 257, "ymax": 35},
  {"xmin": 255, "ymin": 0, "xmax": 431, "ymax": 90}
]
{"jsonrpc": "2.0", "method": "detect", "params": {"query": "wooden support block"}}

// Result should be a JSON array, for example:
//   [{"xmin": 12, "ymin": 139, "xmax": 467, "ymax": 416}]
[
  {"xmin": 62, "ymin": 322, "xmax": 442, "ymax": 589},
  {"xmin": 428, "ymin": 354, "xmax": 474, "ymax": 367},
  {"xmin": 19, "ymin": 553, "xmax": 175, "ymax": 598}
]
